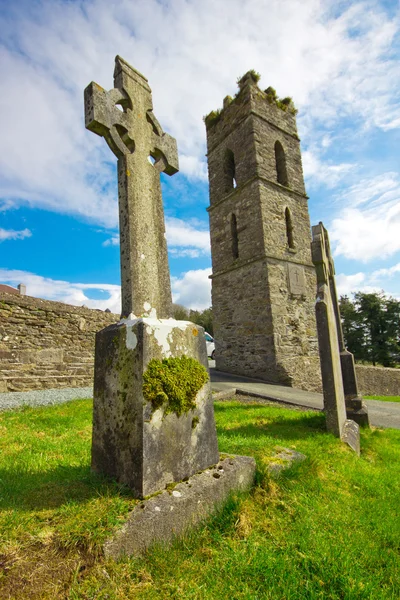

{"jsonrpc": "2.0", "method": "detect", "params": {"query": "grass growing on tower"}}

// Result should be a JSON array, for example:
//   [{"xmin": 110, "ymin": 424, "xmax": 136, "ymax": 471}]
[{"xmin": 1, "ymin": 399, "xmax": 399, "ymax": 599}]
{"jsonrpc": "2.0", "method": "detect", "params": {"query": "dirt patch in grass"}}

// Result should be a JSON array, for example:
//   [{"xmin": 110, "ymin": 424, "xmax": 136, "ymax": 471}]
[{"xmin": 0, "ymin": 545, "xmax": 96, "ymax": 600}]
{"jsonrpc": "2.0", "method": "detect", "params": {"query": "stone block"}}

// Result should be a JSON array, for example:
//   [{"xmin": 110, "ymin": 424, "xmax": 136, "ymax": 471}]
[
  {"xmin": 104, "ymin": 455, "xmax": 256, "ymax": 559},
  {"xmin": 92, "ymin": 318, "xmax": 219, "ymax": 498}
]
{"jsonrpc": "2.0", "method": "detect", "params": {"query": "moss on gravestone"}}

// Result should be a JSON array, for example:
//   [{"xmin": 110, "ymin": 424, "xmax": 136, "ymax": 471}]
[{"xmin": 143, "ymin": 355, "xmax": 209, "ymax": 416}]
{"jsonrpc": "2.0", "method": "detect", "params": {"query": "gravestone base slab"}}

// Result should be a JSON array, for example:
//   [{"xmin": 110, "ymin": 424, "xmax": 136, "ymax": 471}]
[
  {"xmin": 92, "ymin": 317, "xmax": 219, "ymax": 498},
  {"xmin": 346, "ymin": 404, "xmax": 370, "ymax": 428},
  {"xmin": 104, "ymin": 454, "xmax": 256, "ymax": 559}
]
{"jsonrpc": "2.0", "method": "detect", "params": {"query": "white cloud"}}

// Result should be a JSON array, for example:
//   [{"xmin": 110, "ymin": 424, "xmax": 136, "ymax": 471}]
[
  {"xmin": 336, "ymin": 272, "xmax": 367, "ymax": 297},
  {"xmin": 0, "ymin": 269, "xmax": 121, "ymax": 313},
  {"xmin": 178, "ymin": 155, "xmax": 208, "ymax": 182},
  {"xmin": 171, "ymin": 268, "xmax": 212, "ymax": 310},
  {"xmin": 103, "ymin": 235, "xmax": 119, "ymax": 247},
  {"xmin": 330, "ymin": 172, "xmax": 400, "ymax": 261},
  {"xmin": 370, "ymin": 262, "xmax": 400, "ymax": 281},
  {"xmin": 336, "ymin": 265, "xmax": 400, "ymax": 300},
  {"xmin": 99, "ymin": 218, "xmax": 210, "ymax": 256},
  {"xmin": 165, "ymin": 217, "xmax": 210, "ymax": 256},
  {"xmin": 0, "ymin": 228, "xmax": 32, "ymax": 242},
  {"xmin": 0, "ymin": 266, "xmax": 212, "ymax": 312},
  {"xmin": 302, "ymin": 150, "xmax": 354, "ymax": 189},
  {"xmin": 0, "ymin": 0, "xmax": 399, "ymax": 227}
]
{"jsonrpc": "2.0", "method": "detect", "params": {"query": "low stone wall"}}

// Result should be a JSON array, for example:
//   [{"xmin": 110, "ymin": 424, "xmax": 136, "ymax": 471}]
[
  {"xmin": 0, "ymin": 293, "xmax": 118, "ymax": 392},
  {"xmin": 1, "ymin": 292, "xmax": 399, "ymax": 397},
  {"xmin": 355, "ymin": 365, "xmax": 400, "ymax": 397}
]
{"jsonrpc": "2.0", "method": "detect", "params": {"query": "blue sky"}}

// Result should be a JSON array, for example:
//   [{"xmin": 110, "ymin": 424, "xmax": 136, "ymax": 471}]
[{"xmin": 1, "ymin": 0, "xmax": 400, "ymax": 314}]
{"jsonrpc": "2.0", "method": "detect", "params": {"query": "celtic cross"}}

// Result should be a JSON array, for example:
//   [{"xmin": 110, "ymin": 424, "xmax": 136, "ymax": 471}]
[{"xmin": 84, "ymin": 56, "xmax": 179, "ymax": 318}]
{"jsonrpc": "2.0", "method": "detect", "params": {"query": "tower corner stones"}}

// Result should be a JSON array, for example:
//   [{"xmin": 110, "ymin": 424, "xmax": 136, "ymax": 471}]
[{"xmin": 205, "ymin": 71, "xmax": 322, "ymax": 392}]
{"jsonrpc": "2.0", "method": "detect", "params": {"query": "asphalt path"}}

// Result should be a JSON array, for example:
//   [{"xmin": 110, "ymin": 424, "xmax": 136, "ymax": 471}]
[{"xmin": 209, "ymin": 362, "xmax": 400, "ymax": 430}]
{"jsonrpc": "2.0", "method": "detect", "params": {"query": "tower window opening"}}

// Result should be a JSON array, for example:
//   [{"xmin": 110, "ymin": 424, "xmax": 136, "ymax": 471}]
[
  {"xmin": 285, "ymin": 207, "xmax": 295, "ymax": 249},
  {"xmin": 224, "ymin": 149, "xmax": 237, "ymax": 191},
  {"xmin": 231, "ymin": 213, "xmax": 239, "ymax": 259},
  {"xmin": 275, "ymin": 141, "xmax": 289, "ymax": 187}
]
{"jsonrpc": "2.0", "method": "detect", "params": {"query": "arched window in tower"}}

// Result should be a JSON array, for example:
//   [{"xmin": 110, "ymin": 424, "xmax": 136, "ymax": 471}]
[
  {"xmin": 285, "ymin": 207, "xmax": 295, "ymax": 249},
  {"xmin": 231, "ymin": 213, "xmax": 239, "ymax": 259},
  {"xmin": 275, "ymin": 141, "xmax": 289, "ymax": 187},
  {"xmin": 224, "ymin": 149, "xmax": 237, "ymax": 191}
]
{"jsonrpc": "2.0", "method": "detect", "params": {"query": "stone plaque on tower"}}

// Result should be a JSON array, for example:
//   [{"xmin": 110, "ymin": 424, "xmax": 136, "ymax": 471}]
[{"xmin": 288, "ymin": 264, "xmax": 306, "ymax": 297}]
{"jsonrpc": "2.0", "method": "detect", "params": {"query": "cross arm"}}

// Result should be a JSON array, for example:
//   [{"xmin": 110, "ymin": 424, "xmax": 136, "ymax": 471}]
[
  {"xmin": 147, "ymin": 111, "xmax": 179, "ymax": 175},
  {"xmin": 84, "ymin": 82, "xmax": 134, "ymax": 158}
]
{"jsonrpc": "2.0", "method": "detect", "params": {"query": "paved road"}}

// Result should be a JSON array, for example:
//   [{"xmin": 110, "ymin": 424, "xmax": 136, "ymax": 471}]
[{"xmin": 209, "ymin": 362, "xmax": 400, "ymax": 430}]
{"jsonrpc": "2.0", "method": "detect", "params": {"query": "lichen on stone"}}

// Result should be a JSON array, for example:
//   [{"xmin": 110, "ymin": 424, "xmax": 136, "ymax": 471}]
[{"xmin": 142, "ymin": 355, "xmax": 209, "ymax": 416}]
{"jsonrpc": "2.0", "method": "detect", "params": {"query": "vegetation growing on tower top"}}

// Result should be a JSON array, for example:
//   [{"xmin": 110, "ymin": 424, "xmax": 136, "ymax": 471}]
[
  {"xmin": 237, "ymin": 69, "xmax": 261, "ymax": 86},
  {"xmin": 265, "ymin": 86, "xmax": 297, "ymax": 115},
  {"xmin": 204, "ymin": 108, "xmax": 223, "ymax": 128},
  {"xmin": 204, "ymin": 71, "xmax": 298, "ymax": 128}
]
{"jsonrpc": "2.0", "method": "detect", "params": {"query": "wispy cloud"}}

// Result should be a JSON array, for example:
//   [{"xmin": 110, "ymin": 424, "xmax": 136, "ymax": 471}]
[
  {"xmin": 302, "ymin": 150, "xmax": 354, "ymax": 189},
  {"xmin": 171, "ymin": 268, "xmax": 212, "ymax": 310},
  {"xmin": 0, "ymin": 268, "xmax": 121, "ymax": 313},
  {"xmin": 102, "ymin": 235, "xmax": 119, "ymax": 247},
  {"xmin": 166, "ymin": 217, "xmax": 210, "ymax": 257},
  {"xmin": 0, "ymin": 266, "xmax": 211, "ymax": 312},
  {"xmin": 0, "ymin": 0, "xmax": 399, "ymax": 229},
  {"xmin": 330, "ymin": 172, "xmax": 400, "ymax": 261},
  {"xmin": 0, "ymin": 228, "xmax": 32, "ymax": 242},
  {"xmin": 99, "ymin": 217, "xmax": 210, "ymax": 256},
  {"xmin": 336, "ymin": 265, "xmax": 400, "ymax": 300}
]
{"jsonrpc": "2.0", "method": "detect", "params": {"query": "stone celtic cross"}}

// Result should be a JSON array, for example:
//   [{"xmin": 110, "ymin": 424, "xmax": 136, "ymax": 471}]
[{"xmin": 84, "ymin": 56, "xmax": 179, "ymax": 318}]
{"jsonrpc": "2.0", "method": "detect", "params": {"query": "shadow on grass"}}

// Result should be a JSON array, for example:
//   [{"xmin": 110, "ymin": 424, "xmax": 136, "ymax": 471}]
[{"xmin": 0, "ymin": 464, "xmax": 131, "ymax": 511}]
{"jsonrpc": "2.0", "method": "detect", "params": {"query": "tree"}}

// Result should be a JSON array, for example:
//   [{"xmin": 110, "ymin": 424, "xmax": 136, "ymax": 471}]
[
  {"xmin": 340, "ymin": 295, "xmax": 366, "ymax": 361},
  {"xmin": 189, "ymin": 307, "xmax": 214, "ymax": 336},
  {"xmin": 172, "ymin": 303, "xmax": 189, "ymax": 321},
  {"xmin": 340, "ymin": 292, "xmax": 400, "ymax": 367},
  {"xmin": 172, "ymin": 304, "xmax": 214, "ymax": 336}
]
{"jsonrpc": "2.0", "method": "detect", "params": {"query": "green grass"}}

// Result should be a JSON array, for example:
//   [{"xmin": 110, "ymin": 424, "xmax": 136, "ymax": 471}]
[
  {"xmin": 365, "ymin": 395, "xmax": 400, "ymax": 403},
  {"xmin": 0, "ymin": 400, "xmax": 399, "ymax": 599}
]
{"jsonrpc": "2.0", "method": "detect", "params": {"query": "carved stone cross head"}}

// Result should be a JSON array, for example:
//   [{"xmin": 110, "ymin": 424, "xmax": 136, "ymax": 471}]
[
  {"xmin": 84, "ymin": 57, "xmax": 178, "ymax": 319},
  {"xmin": 84, "ymin": 56, "xmax": 178, "ymax": 175},
  {"xmin": 311, "ymin": 222, "xmax": 335, "ymax": 287}
]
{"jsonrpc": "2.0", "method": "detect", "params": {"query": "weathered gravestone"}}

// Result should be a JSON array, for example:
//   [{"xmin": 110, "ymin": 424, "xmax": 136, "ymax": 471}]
[
  {"xmin": 312, "ymin": 223, "xmax": 369, "ymax": 427},
  {"xmin": 311, "ymin": 222, "xmax": 364, "ymax": 453},
  {"xmin": 84, "ymin": 56, "xmax": 221, "ymax": 498}
]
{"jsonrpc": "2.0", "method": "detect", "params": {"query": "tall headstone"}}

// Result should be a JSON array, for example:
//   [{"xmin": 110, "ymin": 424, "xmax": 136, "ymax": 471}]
[
  {"xmin": 311, "ymin": 222, "xmax": 369, "ymax": 427},
  {"xmin": 205, "ymin": 73, "xmax": 321, "ymax": 392},
  {"xmin": 85, "ymin": 57, "xmax": 219, "ymax": 497},
  {"xmin": 311, "ymin": 222, "xmax": 362, "ymax": 451}
]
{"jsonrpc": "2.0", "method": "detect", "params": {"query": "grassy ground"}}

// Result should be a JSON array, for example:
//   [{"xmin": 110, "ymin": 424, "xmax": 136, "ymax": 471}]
[
  {"xmin": 0, "ymin": 399, "xmax": 399, "ymax": 599},
  {"xmin": 365, "ymin": 395, "xmax": 400, "ymax": 403}
]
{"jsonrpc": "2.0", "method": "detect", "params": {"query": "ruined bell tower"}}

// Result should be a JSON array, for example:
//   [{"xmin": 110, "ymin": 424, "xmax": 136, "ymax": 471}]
[{"xmin": 205, "ymin": 71, "xmax": 321, "ymax": 391}]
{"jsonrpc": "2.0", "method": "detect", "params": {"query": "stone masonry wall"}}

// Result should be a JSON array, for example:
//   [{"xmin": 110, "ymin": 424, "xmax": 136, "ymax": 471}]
[
  {"xmin": 355, "ymin": 365, "xmax": 400, "ymax": 397},
  {"xmin": 0, "ymin": 293, "xmax": 118, "ymax": 392},
  {"xmin": 206, "ymin": 73, "xmax": 322, "ymax": 392}
]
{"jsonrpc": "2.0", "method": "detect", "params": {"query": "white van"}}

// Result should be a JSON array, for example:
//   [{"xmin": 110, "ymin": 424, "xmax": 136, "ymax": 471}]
[{"xmin": 205, "ymin": 332, "xmax": 215, "ymax": 359}]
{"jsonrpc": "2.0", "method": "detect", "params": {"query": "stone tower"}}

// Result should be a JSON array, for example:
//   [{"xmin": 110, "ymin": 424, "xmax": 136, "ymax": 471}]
[{"xmin": 205, "ymin": 71, "xmax": 321, "ymax": 391}]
